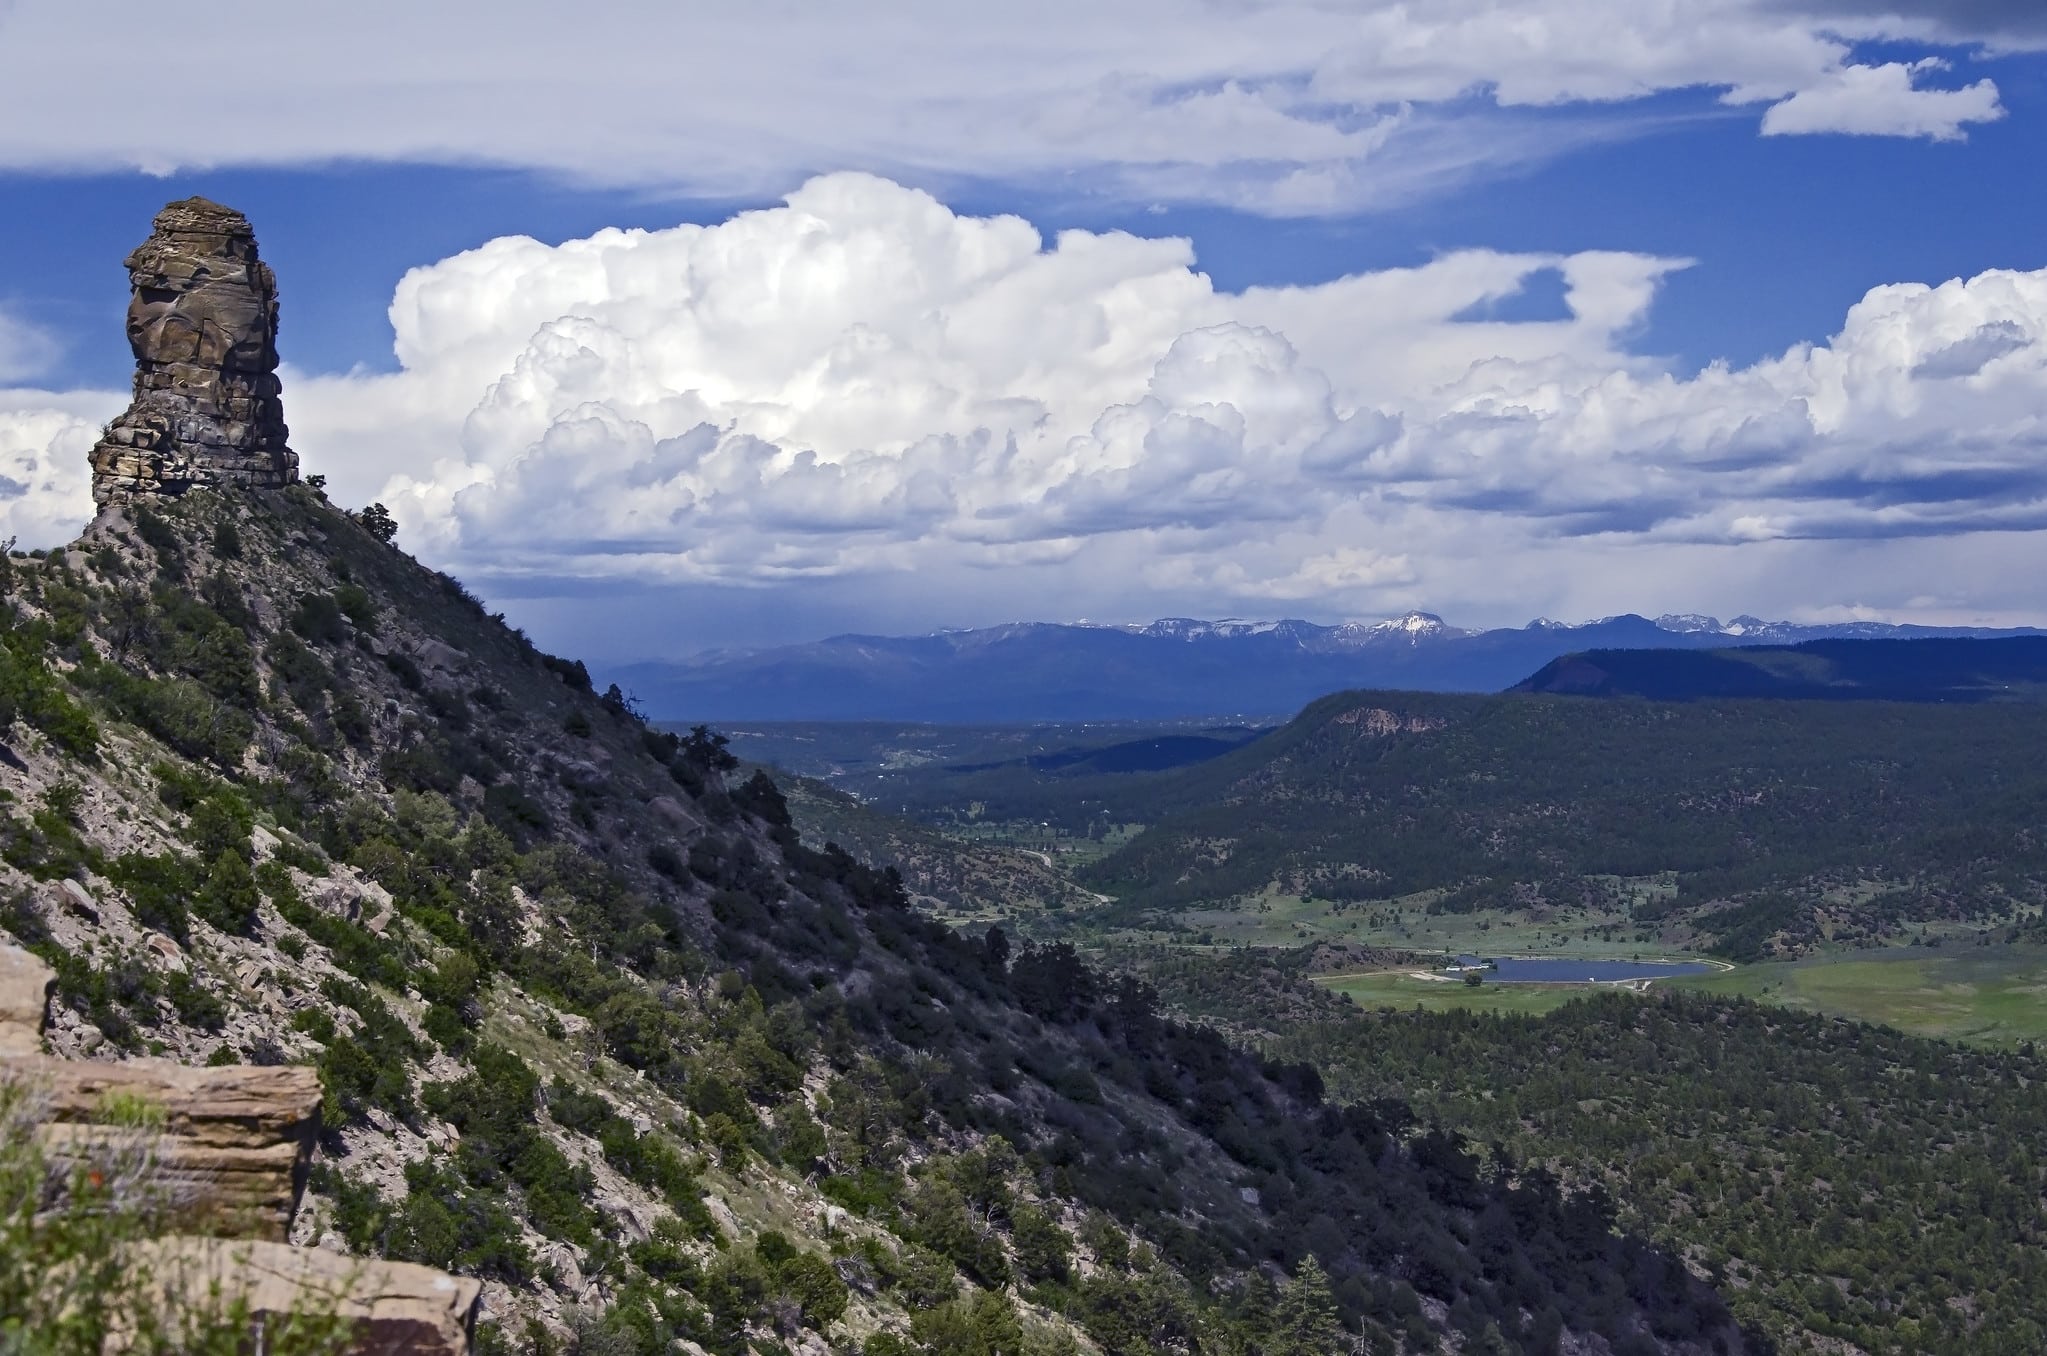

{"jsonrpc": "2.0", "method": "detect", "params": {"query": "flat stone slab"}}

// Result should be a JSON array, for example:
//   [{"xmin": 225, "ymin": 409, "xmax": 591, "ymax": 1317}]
[{"xmin": 139, "ymin": 1237, "xmax": 480, "ymax": 1356}]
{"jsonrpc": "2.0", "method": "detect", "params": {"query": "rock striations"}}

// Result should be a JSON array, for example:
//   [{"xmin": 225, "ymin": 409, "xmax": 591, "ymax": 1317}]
[{"xmin": 88, "ymin": 197, "xmax": 298, "ymax": 504}]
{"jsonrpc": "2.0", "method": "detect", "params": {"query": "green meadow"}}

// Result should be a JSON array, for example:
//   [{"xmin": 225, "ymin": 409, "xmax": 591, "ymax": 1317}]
[
  {"xmin": 1668, "ymin": 943, "xmax": 2047, "ymax": 1046},
  {"xmin": 1311, "ymin": 943, "xmax": 2047, "ymax": 1046}
]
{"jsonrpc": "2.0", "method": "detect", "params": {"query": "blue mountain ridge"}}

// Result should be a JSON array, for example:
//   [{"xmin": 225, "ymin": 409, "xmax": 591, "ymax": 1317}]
[{"xmin": 610, "ymin": 611, "xmax": 2047, "ymax": 722}]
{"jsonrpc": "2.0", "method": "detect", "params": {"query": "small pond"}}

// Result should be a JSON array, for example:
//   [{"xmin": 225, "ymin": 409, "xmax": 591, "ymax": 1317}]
[{"xmin": 1453, "ymin": 956, "xmax": 1714, "ymax": 984}]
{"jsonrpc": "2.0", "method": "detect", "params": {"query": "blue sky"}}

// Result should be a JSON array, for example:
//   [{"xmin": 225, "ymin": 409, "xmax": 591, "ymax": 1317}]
[{"xmin": 2, "ymin": 1, "xmax": 2045, "ymax": 658}]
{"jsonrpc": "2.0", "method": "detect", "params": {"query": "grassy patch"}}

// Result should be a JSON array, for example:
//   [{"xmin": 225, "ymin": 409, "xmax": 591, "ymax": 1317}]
[{"xmin": 1669, "ymin": 942, "xmax": 2047, "ymax": 1045}]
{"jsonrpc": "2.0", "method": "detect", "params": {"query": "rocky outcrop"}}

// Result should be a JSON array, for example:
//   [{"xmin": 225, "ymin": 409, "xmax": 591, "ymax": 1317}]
[{"xmin": 88, "ymin": 196, "xmax": 298, "ymax": 504}]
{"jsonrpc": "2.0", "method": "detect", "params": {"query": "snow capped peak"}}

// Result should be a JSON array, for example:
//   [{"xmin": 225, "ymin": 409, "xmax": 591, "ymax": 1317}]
[
  {"xmin": 1654, "ymin": 613, "xmax": 1726, "ymax": 634},
  {"xmin": 1122, "ymin": 617, "xmax": 1301, "ymax": 642},
  {"xmin": 1051, "ymin": 608, "xmax": 1928, "ymax": 652},
  {"xmin": 1132, "ymin": 617, "xmax": 1213, "ymax": 640},
  {"xmin": 1374, "ymin": 611, "xmax": 1447, "ymax": 635}
]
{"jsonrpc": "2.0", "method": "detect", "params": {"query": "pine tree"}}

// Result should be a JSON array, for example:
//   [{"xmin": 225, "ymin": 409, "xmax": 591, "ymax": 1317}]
[{"xmin": 1274, "ymin": 1256, "xmax": 1347, "ymax": 1355}]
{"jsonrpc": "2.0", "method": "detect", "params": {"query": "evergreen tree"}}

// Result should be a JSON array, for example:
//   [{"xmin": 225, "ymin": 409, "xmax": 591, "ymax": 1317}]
[{"xmin": 1274, "ymin": 1257, "xmax": 1347, "ymax": 1355}]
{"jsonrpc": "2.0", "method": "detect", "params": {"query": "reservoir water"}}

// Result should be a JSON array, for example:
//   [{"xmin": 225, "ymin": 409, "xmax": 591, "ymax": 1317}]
[{"xmin": 1454, "ymin": 957, "xmax": 1714, "ymax": 983}]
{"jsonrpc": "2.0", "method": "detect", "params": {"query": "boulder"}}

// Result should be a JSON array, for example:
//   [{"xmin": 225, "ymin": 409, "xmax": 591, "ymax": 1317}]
[
  {"xmin": 58, "ymin": 878, "xmax": 100, "ymax": 923},
  {"xmin": 88, "ymin": 197, "xmax": 298, "ymax": 504},
  {"xmin": 142, "ymin": 931, "xmax": 188, "ymax": 972},
  {"xmin": 0, "ymin": 945, "xmax": 53, "ymax": 1055},
  {"xmin": 137, "ymin": 1236, "xmax": 480, "ymax": 1356}
]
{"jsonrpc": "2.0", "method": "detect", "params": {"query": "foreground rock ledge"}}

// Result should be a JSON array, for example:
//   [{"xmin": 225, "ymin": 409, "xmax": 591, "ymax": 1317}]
[
  {"xmin": 3, "ymin": 948, "xmax": 319, "ymax": 1239},
  {"xmin": 19, "ymin": 1056, "xmax": 322, "ymax": 1241},
  {"xmin": 138, "ymin": 1237, "xmax": 481, "ymax": 1356}
]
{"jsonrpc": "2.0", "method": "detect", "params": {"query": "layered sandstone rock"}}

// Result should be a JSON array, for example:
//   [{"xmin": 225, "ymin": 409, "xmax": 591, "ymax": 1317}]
[
  {"xmin": 88, "ymin": 196, "xmax": 298, "ymax": 503},
  {"xmin": 3, "ymin": 944, "xmax": 319, "ymax": 1239},
  {"xmin": 1, "ymin": 947, "xmax": 479, "ymax": 1350},
  {"xmin": 29, "ymin": 1057, "xmax": 322, "ymax": 1241}
]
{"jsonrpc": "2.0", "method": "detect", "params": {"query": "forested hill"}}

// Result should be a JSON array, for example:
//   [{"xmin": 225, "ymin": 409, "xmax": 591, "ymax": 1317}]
[
  {"xmin": 1513, "ymin": 636, "xmax": 2047, "ymax": 702},
  {"xmin": 1078, "ymin": 689, "xmax": 2047, "ymax": 954},
  {"xmin": 1134, "ymin": 949, "xmax": 2047, "ymax": 1356},
  {"xmin": 0, "ymin": 488, "xmax": 1758, "ymax": 1354}
]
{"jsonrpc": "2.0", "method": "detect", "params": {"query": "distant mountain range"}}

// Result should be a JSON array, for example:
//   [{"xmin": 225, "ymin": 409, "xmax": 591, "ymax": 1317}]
[
  {"xmin": 1516, "ymin": 636, "xmax": 2047, "ymax": 702},
  {"xmin": 615, "ymin": 610, "xmax": 2046, "ymax": 721}
]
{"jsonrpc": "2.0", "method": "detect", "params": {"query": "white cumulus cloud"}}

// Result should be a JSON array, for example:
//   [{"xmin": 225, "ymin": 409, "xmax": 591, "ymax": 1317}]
[
  {"xmin": 0, "ymin": 391, "xmax": 111, "ymax": 547},
  {"xmin": 5, "ymin": 175, "xmax": 2047, "ymax": 644},
  {"xmin": 1760, "ymin": 59, "xmax": 2004, "ymax": 139},
  {"xmin": 0, "ymin": 307, "xmax": 57, "ymax": 384}
]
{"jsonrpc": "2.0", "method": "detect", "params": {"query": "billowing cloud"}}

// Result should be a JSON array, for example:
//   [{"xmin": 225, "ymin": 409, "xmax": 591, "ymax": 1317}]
[
  {"xmin": 4, "ymin": 174, "xmax": 2047, "ymax": 643},
  {"xmin": 0, "ymin": 2, "xmax": 2025, "ymax": 216},
  {"xmin": 1760, "ymin": 59, "xmax": 2004, "ymax": 139},
  {"xmin": 0, "ymin": 390, "xmax": 110, "ymax": 547}
]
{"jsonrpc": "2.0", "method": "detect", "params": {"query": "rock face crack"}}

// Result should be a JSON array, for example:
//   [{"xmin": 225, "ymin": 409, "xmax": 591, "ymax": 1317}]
[{"xmin": 89, "ymin": 196, "xmax": 298, "ymax": 503}]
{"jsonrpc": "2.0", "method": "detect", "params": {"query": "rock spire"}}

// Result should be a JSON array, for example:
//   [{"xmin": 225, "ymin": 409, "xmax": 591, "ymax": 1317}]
[{"xmin": 88, "ymin": 197, "xmax": 298, "ymax": 504}]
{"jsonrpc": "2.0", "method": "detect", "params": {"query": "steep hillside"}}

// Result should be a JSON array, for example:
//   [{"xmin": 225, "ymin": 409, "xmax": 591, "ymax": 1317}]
[
  {"xmin": 0, "ymin": 199, "xmax": 1755, "ymax": 1355},
  {"xmin": 0, "ymin": 480, "xmax": 1760, "ymax": 1356},
  {"xmin": 1078, "ymin": 690, "xmax": 2047, "ymax": 955}
]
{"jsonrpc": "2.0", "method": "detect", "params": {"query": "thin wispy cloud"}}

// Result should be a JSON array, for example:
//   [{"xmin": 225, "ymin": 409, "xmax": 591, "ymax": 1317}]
[{"xmin": 0, "ymin": 1, "xmax": 2021, "ymax": 215}]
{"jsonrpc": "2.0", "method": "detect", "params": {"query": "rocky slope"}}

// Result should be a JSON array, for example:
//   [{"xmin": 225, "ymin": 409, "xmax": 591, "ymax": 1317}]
[{"xmin": 0, "ymin": 199, "xmax": 1760, "ymax": 1355}]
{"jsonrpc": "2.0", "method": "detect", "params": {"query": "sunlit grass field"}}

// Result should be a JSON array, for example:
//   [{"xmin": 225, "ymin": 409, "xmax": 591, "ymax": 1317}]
[
  {"xmin": 1311, "ymin": 943, "xmax": 2047, "ymax": 1046},
  {"xmin": 1667, "ymin": 944, "xmax": 2047, "ymax": 1046}
]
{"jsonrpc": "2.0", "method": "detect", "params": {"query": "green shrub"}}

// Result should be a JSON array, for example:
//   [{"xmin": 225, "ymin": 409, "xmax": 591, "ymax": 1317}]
[
  {"xmin": 0, "ymin": 630, "xmax": 100, "ymax": 758},
  {"xmin": 78, "ymin": 664, "xmax": 251, "ymax": 767},
  {"xmin": 185, "ymin": 791, "xmax": 254, "ymax": 860},
  {"xmin": 333, "ymin": 584, "xmax": 377, "ymax": 631},
  {"xmin": 266, "ymin": 632, "xmax": 332, "ymax": 711},
  {"xmin": 1, "ymin": 790, "xmax": 102, "ymax": 883},
  {"xmin": 163, "ymin": 971, "xmax": 226, "ymax": 1032},
  {"xmin": 289, "ymin": 593, "xmax": 349, "ymax": 645},
  {"xmin": 776, "ymin": 1250, "xmax": 850, "ymax": 1328},
  {"xmin": 194, "ymin": 850, "xmax": 261, "ymax": 936},
  {"xmin": 1011, "ymin": 1205, "xmax": 1073, "ymax": 1283}
]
